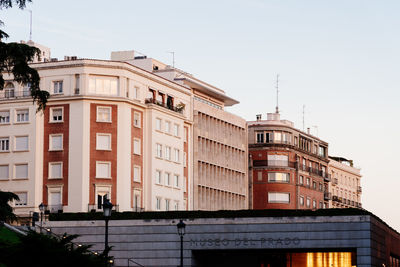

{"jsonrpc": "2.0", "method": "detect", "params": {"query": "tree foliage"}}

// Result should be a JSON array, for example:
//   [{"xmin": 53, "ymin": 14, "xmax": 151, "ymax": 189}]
[
  {"xmin": 0, "ymin": 0, "xmax": 49, "ymax": 111},
  {"xmin": 0, "ymin": 191, "xmax": 19, "ymax": 223},
  {"xmin": 0, "ymin": 230, "xmax": 113, "ymax": 267}
]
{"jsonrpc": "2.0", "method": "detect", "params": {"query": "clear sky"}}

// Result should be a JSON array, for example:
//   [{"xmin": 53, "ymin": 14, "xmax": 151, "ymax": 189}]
[{"xmin": 2, "ymin": 0, "xmax": 400, "ymax": 230}]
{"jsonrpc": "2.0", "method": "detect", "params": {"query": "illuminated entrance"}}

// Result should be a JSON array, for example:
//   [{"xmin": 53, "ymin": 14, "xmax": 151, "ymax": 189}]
[{"xmin": 193, "ymin": 250, "xmax": 356, "ymax": 267}]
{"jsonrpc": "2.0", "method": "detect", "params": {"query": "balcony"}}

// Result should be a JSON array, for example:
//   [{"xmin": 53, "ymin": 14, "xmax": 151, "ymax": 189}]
[
  {"xmin": 88, "ymin": 204, "xmax": 120, "ymax": 213},
  {"xmin": 332, "ymin": 195, "xmax": 338, "ymax": 201},
  {"xmin": 44, "ymin": 204, "xmax": 63, "ymax": 214},
  {"xmin": 252, "ymin": 160, "xmax": 296, "ymax": 168},
  {"xmin": 324, "ymin": 192, "xmax": 332, "ymax": 200},
  {"xmin": 357, "ymin": 186, "xmax": 362, "ymax": 193},
  {"xmin": 0, "ymin": 90, "xmax": 31, "ymax": 100},
  {"xmin": 145, "ymin": 98, "xmax": 184, "ymax": 114},
  {"xmin": 299, "ymin": 165, "xmax": 331, "ymax": 180}
]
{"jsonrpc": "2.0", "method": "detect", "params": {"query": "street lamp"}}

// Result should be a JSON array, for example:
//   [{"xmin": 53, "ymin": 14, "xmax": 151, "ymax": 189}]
[
  {"xmin": 103, "ymin": 199, "xmax": 113, "ymax": 258},
  {"xmin": 177, "ymin": 220, "xmax": 186, "ymax": 267},
  {"xmin": 38, "ymin": 203, "xmax": 44, "ymax": 231}
]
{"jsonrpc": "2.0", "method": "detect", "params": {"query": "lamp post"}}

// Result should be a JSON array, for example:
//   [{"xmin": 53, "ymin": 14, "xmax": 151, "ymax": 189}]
[
  {"xmin": 177, "ymin": 220, "xmax": 186, "ymax": 267},
  {"xmin": 102, "ymin": 199, "xmax": 113, "ymax": 258},
  {"xmin": 38, "ymin": 203, "xmax": 44, "ymax": 231}
]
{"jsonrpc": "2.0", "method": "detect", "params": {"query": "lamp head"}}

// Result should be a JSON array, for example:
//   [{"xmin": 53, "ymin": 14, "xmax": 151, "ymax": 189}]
[
  {"xmin": 177, "ymin": 219, "xmax": 186, "ymax": 236},
  {"xmin": 103, "ymin": 199, "xmax": 113, "ymax": 217}
]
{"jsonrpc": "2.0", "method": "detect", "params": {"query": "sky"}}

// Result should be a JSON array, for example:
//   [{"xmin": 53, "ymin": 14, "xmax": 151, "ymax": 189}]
[{"xmin": 2, "ymin": 0, "xmax": 400, "ymax": 230}]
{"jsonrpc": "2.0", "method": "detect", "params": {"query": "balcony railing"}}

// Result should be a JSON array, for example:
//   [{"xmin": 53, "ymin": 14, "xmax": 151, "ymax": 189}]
[
  {"xmin": 145, "ymin": 98, "xmax": 184, "ymax": 114},
  {"xmin": 324, "ymin": 192, "xmax": 332, "ymax": 200},
  {"xmin": 88, "ymin": 204, "xmax": 119, "ymax": 212},
  {"xmin": 299, "ymin": 165, "xmax": 331, "ymax": 180},
  {"xmin": 357, "ymin": 186, "xmax": 362, "ymax": 193},
  {"xmin": 132, "ymin": 207, "xmax": 145, "ymax": 212},
  {"xmin": 252, "ymin": 160, "xmax": 296, "ymax": 168},
  {"xmin": 0, "ymin": 90, "xmax": 31, "ymax": 99}
]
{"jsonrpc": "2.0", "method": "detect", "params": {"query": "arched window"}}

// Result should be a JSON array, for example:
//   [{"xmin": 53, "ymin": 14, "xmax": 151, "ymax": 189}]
[
  {"xmin": 5, "ymin": 83, "xmax": 15, "ymax": 98},
  {"xmin": 23, "ymin": 83, "xmax": 31, "ymax": 97}
]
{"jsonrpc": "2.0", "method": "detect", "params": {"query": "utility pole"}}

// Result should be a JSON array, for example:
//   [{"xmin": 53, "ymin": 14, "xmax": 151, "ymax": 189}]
[{"xmin": 275, "ymin": 74, "xmax": 280, "ymax": 114}]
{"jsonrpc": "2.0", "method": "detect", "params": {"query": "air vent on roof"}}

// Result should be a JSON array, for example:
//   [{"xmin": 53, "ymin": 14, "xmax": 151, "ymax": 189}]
[
  {"xmin": 50, "ymin": 58, "xmax": 58, "ymax": 62},
  {"xmin": 134, "ymin": 56, "xmax": 147, "ymax": 59}
]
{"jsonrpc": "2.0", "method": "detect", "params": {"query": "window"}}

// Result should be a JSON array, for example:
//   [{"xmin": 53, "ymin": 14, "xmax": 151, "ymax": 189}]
[
  {"xmin": 257, "ymin": 172, "xmax": 262, "ymax": 181},
  {"xmin": 299, "ymin": 196, "xmax": 304, "ymax": 206},
  {"xmin": 156, "ymin": 144, "xmax": 162, "ymax": 158},
  {"xmin": 183, "ymin": 152, "xmax": 187, "ymax": 167},
  {"xmin": 184, "ymin": 127, "xmax": 187, "ymax": 142},
  {"xmin": 313, "ymin": 181, "xmax": 317, "ymax": 190},
  {"xmin": 165, "ymin": 199, "xmax": 170, "ymax": 211},
  {"xmin": 96, "ymin": 188, "xmax": 110, "ymax": 209},
  {"xmin": 53, "ymin": 81, "xmax": 63, "ymax": 94},
  {"xmin": 16, "ymin": 109, "xmax": 29, "ymax": 122},
  {"xmin": 96, "ymin": 134, "xmax": 111, "ymax": 150},
  {"xmin": 15, "ymin": 136, "xmax": 28, "ymax": 151},
  {"xmin": 0, "ymin": 137, "xmax": 10, "ymax": 152},
  {"xmin": 299, "ymin": 175, "xmax": 303, "ymax": 185},
  {"xmin": 15, "ymin": 164, "xmax": 28, "ymax": 179},
  {"xmin": 174, "ymin": 149, "xmax": 180, "ymax": 163},
  {"xmin": 134, "ymin": 86, "xmax": 140, "ymax": 99},
  {"xmin": 313, "ymin": 200, "xmax": 317, "ymax": 209},
  {"xmin": 133, "ymin": 190, "xmax": 141, "ymax": 210},
  {"xmin": 306, "ymin": 178, "xmax": 310, "ymax": 187},
  {"xmin": 96, "ymin": 162, "xmax": 111, "ymax": 178},
  {"xmin": 156, "ymin": 197, "xmax": 161, "ymax": 210},
  {"xmin": 133, "ymin": 166, "xmax": 141, "ymax": 182},
  {"xmin": 165, "ymin": 121, "xmax": 171, "ymax": 133},
  {"xmin": 15, "ymin": 192, "xmax": 27, "ymax": 206},
  {"xmin": 133, "ymin": 112, "xmax": 141, "ymax": 128},
  {"xmin": 319, "ymin": 183, "xmax": 323, "ymax": 191},
  {"xmin": 50, "ymin": 108, "xmax": 63, "ymax": 122},
  {"xmin": 268, "ymin": 173, "xmax": 290, "ymax": 183},
  {"xmin": 49, "ymin": 134, "xmax": 63, "ymax": 150},
  {"xmin": 155, "ymin": 170, "xmax": 162, "ymax": 184},
  {"xmin": 173, "ymin": 124, "xmax": 179, "ymax": 137},
  {"xmin": 97, "ymin": 106, "xmax": 111, "ymax": 122},
  {"xmin": 49, "ymin": 162, "xmax": 62, "ymax": 179},
  {"xmin": 4, "ymin": 83, "xmax": 14, "ymax": 98},
  {"xmin": 174, "ymin": 174, "xmax": 179, "ymax": 188},
  {"xmin": 165, "ymin": 146, "xmax": 171, "ymax": 160},
  {"xmin": 184, "ymin": 176, "xmax": 187, "ymax": 192},
  {"xmin": 268, "ymin": 192, "xmax": 290, "ymax": 203},
  {"xmin": 156, "ymin": 118, "xmax": 161, "ymax": 131},
  {"xmin": 133, "ymin": 139, "xmax": 141, "ymax": 155},
  {"xmin": 319, "ymin": 202, "xmax": 323, "ymax": 209},
  {"xmin": 267, "ymin": 154, "xmax": 288, "ymax": 166},
  {"xmin": 274, "ymin": 132, "xmax": 282, "ymax": 142},
  {"xmin": 88, "ymin": 76, "xmax": 118, "ymax": 96},
  {"xmin": 256, "ymin": 132, "xmax": 264, "ymax": 143},
  {"xmin": 165, "ymin": 172, "xmax": 171, "ymax": 186},
  {"xmin": 0, "ymin": 165, "xmax": 9, "ymax": 180},
  {"xmin": 174, "ymin": 201, "xmax": 179, "ymax": 211},
  {"xmin": 319, "ymin": 146, "xmax": 326, "ymax": 157},
  {"xmin": 0, "ymin": 111, "xmax": 10, "ymax": 124},
  {"xmin": 306, "ymin": 197, "xmax": 311, "ymax": 208}
]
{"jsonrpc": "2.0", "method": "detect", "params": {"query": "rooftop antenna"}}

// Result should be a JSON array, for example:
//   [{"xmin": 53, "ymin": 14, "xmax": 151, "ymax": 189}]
[
  {"xmin": 28, "ymin": 9, "xmax": 32, "ymax": 40},
  {"xmin": 275, "ymin": 74, "xmax": 280, "ymax": 114},
  {"xmin": 302, "ymin": 105, "xmax": 305, "ymax": 131},
  {"xmin": 167, "ymin": 51, "xmax": 175, "ymax": 68}
]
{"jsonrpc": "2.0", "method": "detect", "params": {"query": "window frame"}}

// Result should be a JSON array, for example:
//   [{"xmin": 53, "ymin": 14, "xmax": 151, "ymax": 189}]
[
  {"xmin": 133, "ymin": 112, "xmax": 141, "ymax": 128},
  {"xmin": 48, "ymin": 162, "xmax": 63, "ymax": 179},
  {"xmin": 49, "ymin": 134, "xmax": 63, "ymax": 151},
  {"xmin": 0, "ymin": 110, "xmax": 10, "ymax": 124},
  {"xmin": 53, "ymin": 80, "xmax": 63, "ymax": 94},
  {"xmin": 96, "ymin": 133, "xmax": 112, "ymax": 151},
  {"xmin": 49, "ymin": 107, "xmax": 64, "ymax": 123},
  {"xmin": 133, "ymin": 165, "xmax": 141, "ymax": 183},
  {"xmin": 133, "ymin": 138, "xmax": 141, "ymax": 155},
  {"xmin": 173, "ymin": 123, "xmax": 179, "ymax": 137},
  {"xmin": 14, "ymin": 135, "xmax": 29, "ymax": 151},
  {"xmin": 268, "ymin": 192, "xmax": 290, "ymax": 204},
  {"xmin": 174, "ymin": 174, "xmax": 179, "ymax": 188},
  {"xmin": 14, "ymin": 192, "xmax": 28, "ymax": 206},
  {"xmin": 15, "ymin": 109, "xmax": 29, "ymax": 123},
  {"xmin": 96, "ymin": 106, "xmax": 112, "ymax": 123},
  {"xmin": 156, "ymin": 143, "xmax": 162, "ymax": 158},
  {"xmin": 155, "ymin": 118, "xmax": 162, "ymax": 131},
  {"xmin": 95, "ymin": 161, "xmax": 111, "ymax": 179},
  {"xmin": 0, "ymin": 164, "xmax": 9, "ymax": 180},
  {"xmin": 0, "ymin": 137, "xmax": 10, "ymax": 152},
  {"xmin": 155, "ymin": 170, "xmax": 162, "ymax": 184},
  {"xmin": 14, "ymin": 163, "xmax": 28, "ymax": 179}
]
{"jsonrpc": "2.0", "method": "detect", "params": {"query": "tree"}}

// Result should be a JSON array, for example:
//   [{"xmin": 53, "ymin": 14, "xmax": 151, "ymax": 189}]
[
  {"xmin": 0, "ymin": 230, "xmax": 113, "ymax": 267},
  {"xmin": 0, "ymin": 0, "xmax": 49, "ymax": 111},
  {"xmin": 0, "ymin": 191, "xmax": 19, "ymax": 223}
]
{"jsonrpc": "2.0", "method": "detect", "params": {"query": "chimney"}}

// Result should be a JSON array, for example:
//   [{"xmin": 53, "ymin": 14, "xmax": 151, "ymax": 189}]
[
  {"xmin": 307, "ymin": 127, "xmax": 310, "ymax": 134},
  {"xmin": 256, "ymin": 114, "xmax": 262, "ymax": 121}
]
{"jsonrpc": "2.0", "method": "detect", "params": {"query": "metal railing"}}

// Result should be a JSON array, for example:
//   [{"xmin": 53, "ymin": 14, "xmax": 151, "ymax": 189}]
[
  {"xmin": 88, "ymin": 204, "xmax": 119, "ymax": 212},
  {"xmin": 0, "ymin": 90, "xmax": 31, "ymax": 99},
  {"xmin": 145, "ymin": 98, "xmax": 184, "ymax": 114},
  {"xmin": 252, "ymin": 160, "xmax": 296, "ymax": 168},
  {"xmin": 132, "ymin": 207, "xmax": 145, "ymax": 212}
]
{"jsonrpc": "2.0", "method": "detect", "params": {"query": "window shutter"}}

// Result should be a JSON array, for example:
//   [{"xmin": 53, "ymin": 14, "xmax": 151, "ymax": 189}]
[
  {"xmin": 15, "ymin": 136, "xmax": 28, "ymax": 150},
  {"xmin": 50, "ymin": 192, "xmax": 61, "ymax": 205},
  {"xmin": 97, "ymin": 135, "xmax": 110, "ymax": 150},
  {"xmin": 15, "ymin": 164, "xmax": 28, "ymax": 178},
  {"xmin": 51, "ymin": 163, "xmax": 62, "ymax": 178},
  {"xmin": 0, "ymin": 165, "xmax": 9, "ymax": 179}
]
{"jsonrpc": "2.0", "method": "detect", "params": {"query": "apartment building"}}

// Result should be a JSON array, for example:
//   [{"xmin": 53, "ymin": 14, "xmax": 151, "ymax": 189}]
[
  {"xmin": 0, "ymin": 45, "xmax": 248, "ymax": 219},
  {"xmin": 115, "ymin": 53, "xmax": 249, "ymax": 210},
  {"xmin": 248, "ymin": 112, "xmax": 330, "ymax": 210},
  {"xmin": 328, "ymin": 156, "xmax": 362, "ymax": 208}
]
